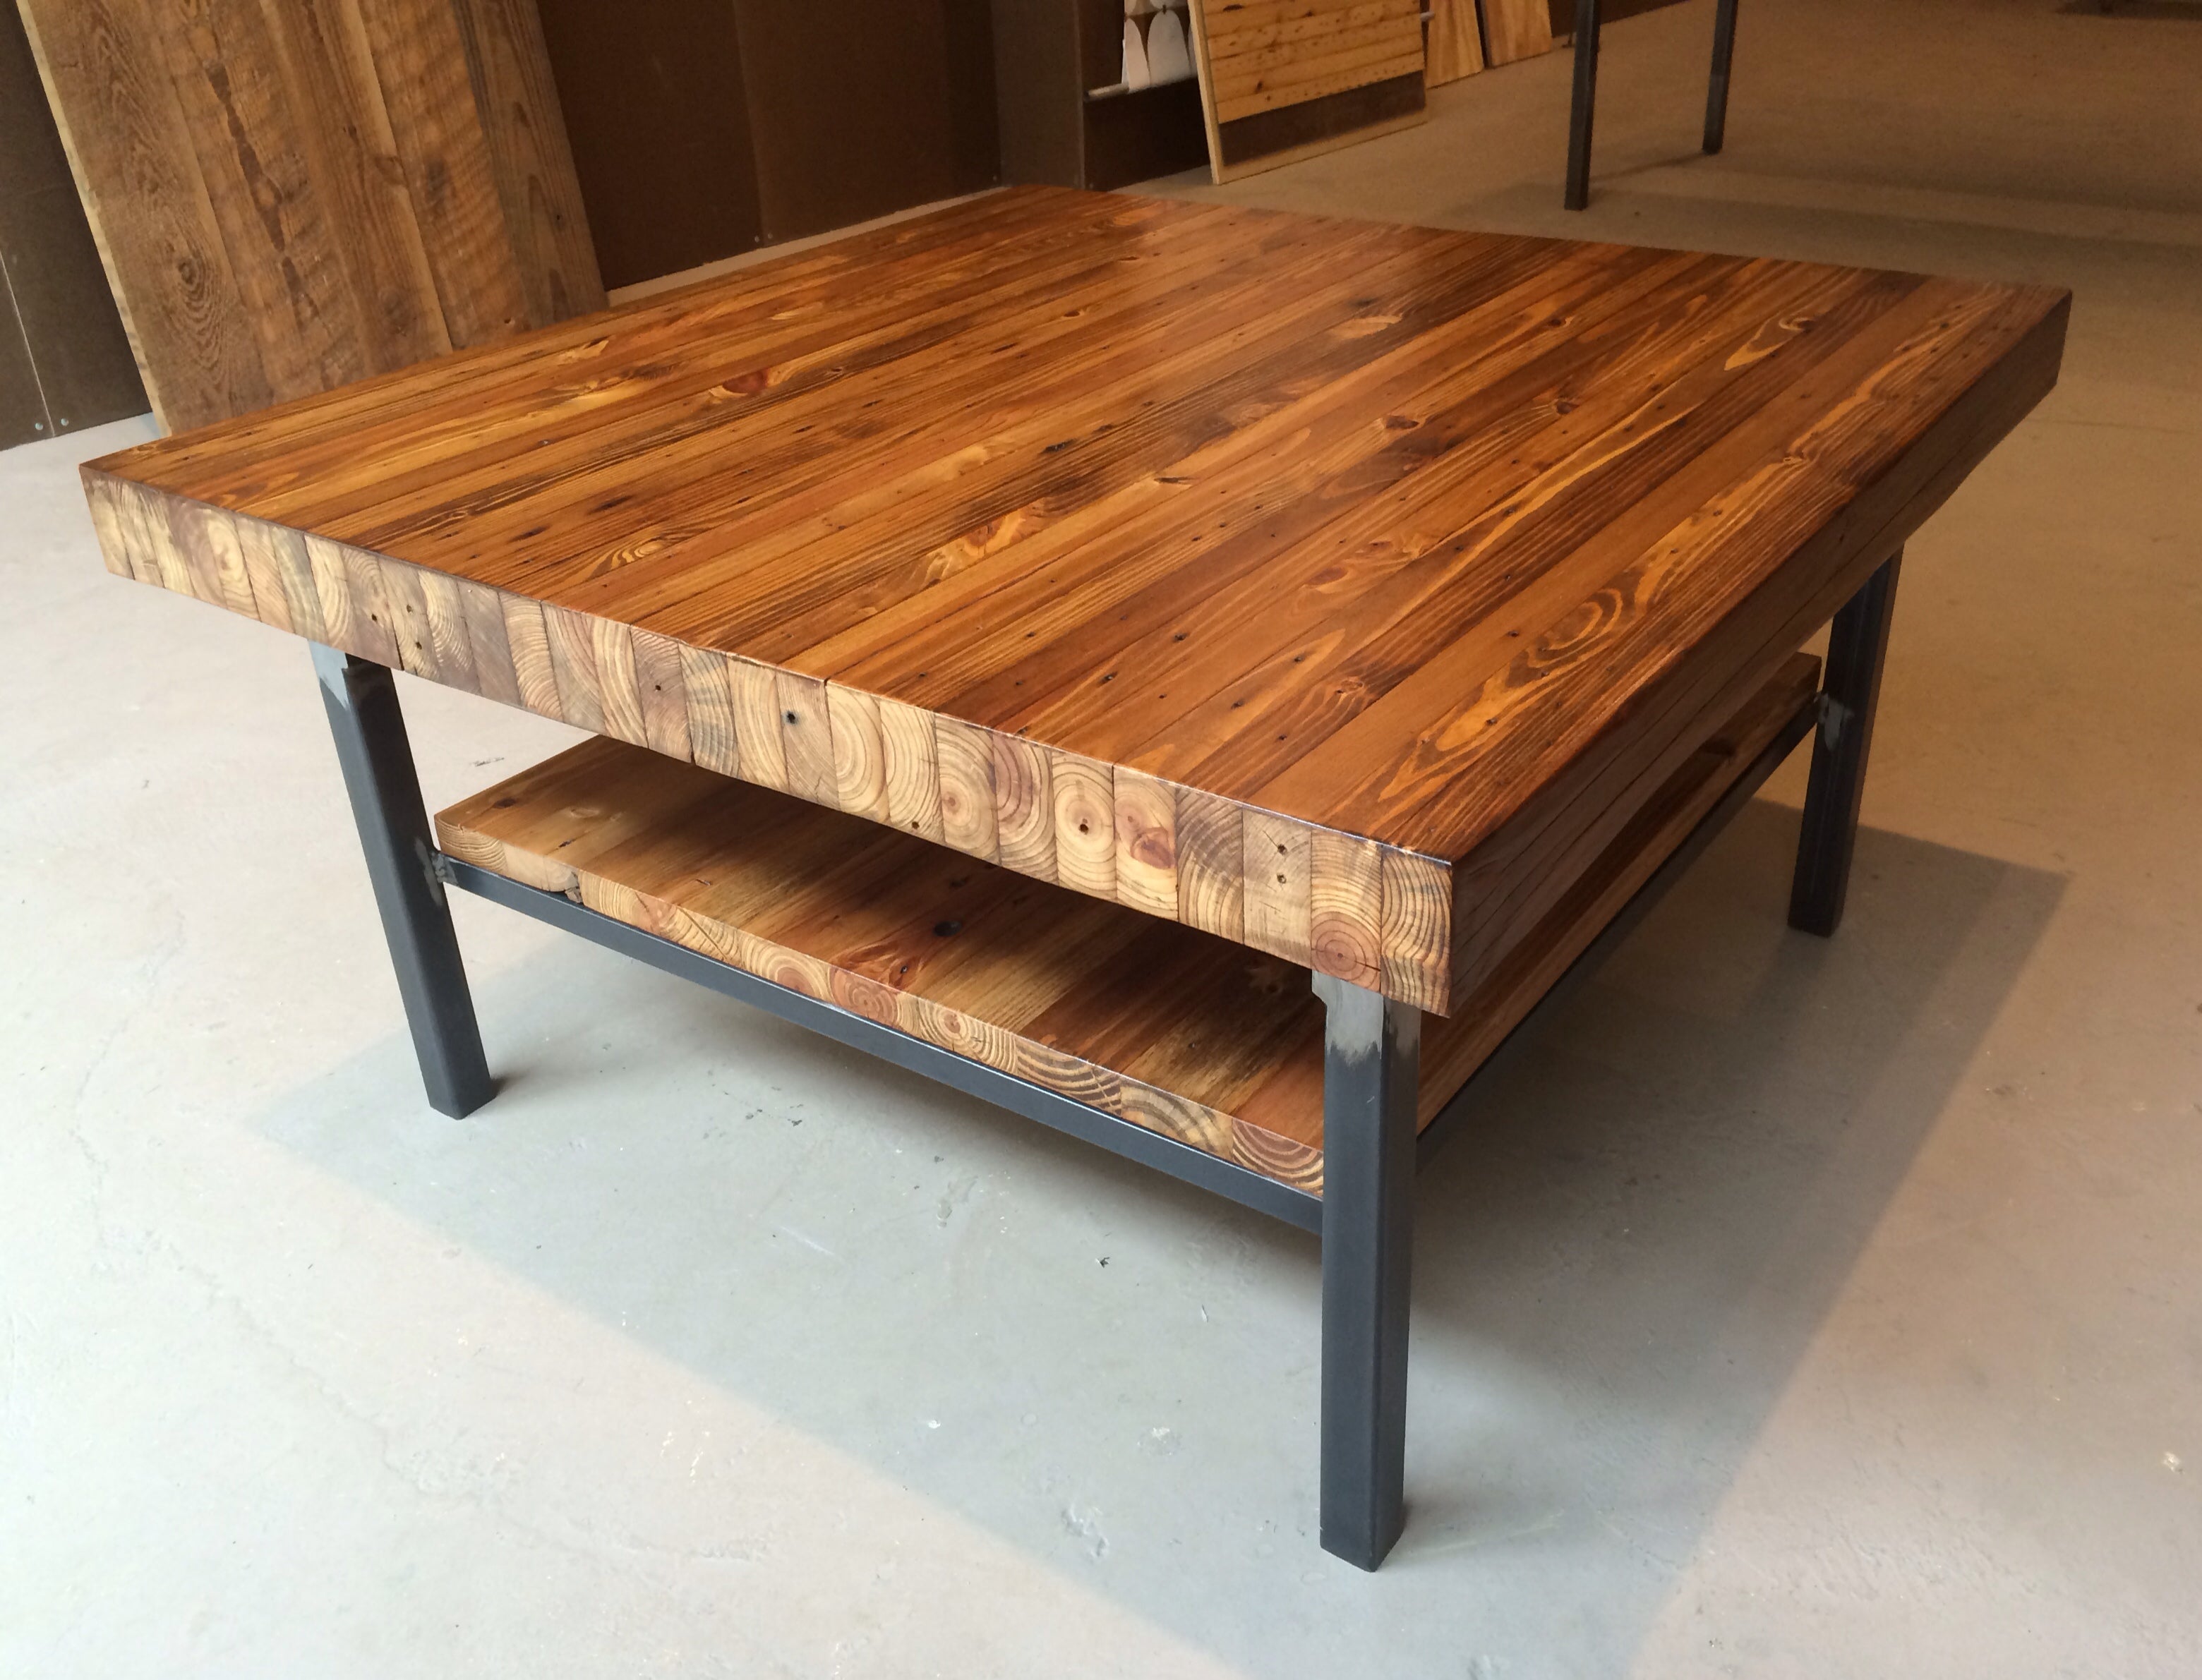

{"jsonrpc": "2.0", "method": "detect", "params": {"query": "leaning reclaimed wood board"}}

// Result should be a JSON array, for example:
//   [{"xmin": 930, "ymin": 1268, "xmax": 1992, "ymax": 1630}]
[
  {"xmin": 1426, "ymin": 0, "xmax": 1486, "ymax": 87},
  {"xmin": 15, "ymin": 0, "xmax": 603, "ymax": 432},
  {"xmin": 80, "ymin": 188, "xmax": 2069, "ymax": 1016},
  {"xmin": 1187, "ymin": 0, "xmax": 1427, "ymax": 181},
  {"xmin": 438, "ymin": 651, "xmax": 1819, "ymax": 1193},
  {"xmin": 1479, "ymin": 0, "xmax": 1556, "ymax": 67}
]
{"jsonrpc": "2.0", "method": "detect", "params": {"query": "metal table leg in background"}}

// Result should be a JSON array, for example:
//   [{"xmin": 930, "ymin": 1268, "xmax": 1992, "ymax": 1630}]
[
  {"xmin": 1789, "ymin": 551, "xmax": 1903, "ymax": 937},
  {"xmin": 1704, "ymin": 0, "xmax": 1740, "ymax": 154},
  {"xmin": 1563, "ymin": 0, "xmax": 1604, "ymax": 210},
  {"xmin": 1314, "ymin": 974, "xmax": 1420, "ymax": 1569},
  {"xmin": 311, "ymin": 643, "xmax": 495, "ymax": 1117}
]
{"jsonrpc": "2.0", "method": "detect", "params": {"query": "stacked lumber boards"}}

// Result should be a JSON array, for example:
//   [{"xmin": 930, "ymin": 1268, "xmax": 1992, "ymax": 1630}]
[
  {"xmin": 1187, "ymin": 0, "xmax": 1428, "ymax": 181},
  {"xmin": 17, "ymin": 0, "xmax": 602, "ymax": 430},
  {"xmin": 435, "ymin": 653, "xmax": 1820, "ymax": 1195}
]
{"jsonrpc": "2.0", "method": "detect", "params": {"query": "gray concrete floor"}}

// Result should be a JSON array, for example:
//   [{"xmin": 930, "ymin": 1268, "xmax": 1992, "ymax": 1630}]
[{"xmin": 4, "ymin": 1, "xmax": 2199, "ymax": 1673}]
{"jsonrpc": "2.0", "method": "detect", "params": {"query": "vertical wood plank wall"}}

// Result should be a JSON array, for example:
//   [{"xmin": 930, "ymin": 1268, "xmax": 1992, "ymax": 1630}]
[
  {"xmin": 15, "ymin": 0, "xmax": 604, "ymax": 433},
  {"xmin": 0, "ymin": 0, "xmax": 145, "ymax": 448}
]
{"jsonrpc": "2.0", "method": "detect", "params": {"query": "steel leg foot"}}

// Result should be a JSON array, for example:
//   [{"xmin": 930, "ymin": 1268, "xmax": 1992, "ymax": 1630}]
[
  {"xmin": 1314, "ymin": 974, "xmax": 1419, "ymax": 1569},
  {"xmin": 1789, "ymin": 552, "xmax": 1902, "ymax": 938},
  {"xmin": 1704, "ymin": 0, "xmax": 1740, "ymax": 153},
  {"xmin": 1563, "ymin": 0, "xmax": 1604, "ymax": 210},
  {"xmin": 312, "ymin": 643, "xmax": 495, "ymax": 1117}
]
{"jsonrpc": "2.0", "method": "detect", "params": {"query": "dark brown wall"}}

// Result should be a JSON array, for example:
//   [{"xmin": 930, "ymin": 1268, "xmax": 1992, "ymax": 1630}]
[
  {"xmin": 1546, "ymin": 0, "xmax": 1689, "ymax": 34},
  {"xmin": 536, "ymin": 0, "xmax": 764, "ymax": 291},
  {"xmin": 992, "ymin": 0, "xmax": 1207, "ymax": 193},
  {"xmin": 733, "ymin": 0, "xmax": 999, "ymax": 243},
  {"xmin": 0, "ymin": 2, "xmax": 145, "ymax": 451},
  {"xmin": 541, "ymin": 0, "xmax": 1001, "ymax": 289},
  {"xmin": 992, "ymin": 0, "xmax": 1082, "ymax": 186}
]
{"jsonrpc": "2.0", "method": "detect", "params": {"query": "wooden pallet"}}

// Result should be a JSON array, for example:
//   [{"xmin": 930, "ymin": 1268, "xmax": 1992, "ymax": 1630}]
[{"xmin": 1480, "ymin": 0, "xmax": 1558, "ymax": 66}]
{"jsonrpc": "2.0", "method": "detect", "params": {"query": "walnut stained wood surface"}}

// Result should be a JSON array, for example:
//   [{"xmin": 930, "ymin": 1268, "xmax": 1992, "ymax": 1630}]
[
  {"xmin": 82, "ymin": 188, "xmax": 2068, "ymax": 1013},
  {"xmin": 435, "ymin": 651, "xmax": 1819, "ymax": 1193},
  {"xmin": 15, "ymin": 0, "xmax": 603, "ymax": 433},
  {"xmin": 1188, "ymin": 0, "xmax": 1428, "ymax": 181}
]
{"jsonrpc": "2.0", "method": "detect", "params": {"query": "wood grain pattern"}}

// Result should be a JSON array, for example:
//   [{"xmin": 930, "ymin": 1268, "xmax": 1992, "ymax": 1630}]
[
  {"xmin": 1478, "ymin": 0, "xmax": 1556, "ymax": 66},
  {"xmin": 1426, "ymin": 0, "xmax": 1486, "ymax": 85},
  {"xmin": 437, "ymin": 735, "xmax": 1328, "ymax": 1193},
  {"xmin": 436, "ymin": 653, "xmax": 1821, "ymax": 1191},
  {"xmin": 17, "ymin": 0, "xmax": 601, "ymax": 432},
  {"xmin": 1188, "ymin": 0, "xmax": 1427, "ymax": 182},
  {"xmin": 82, "ymin": 188, "xmax": 2067, "ymax": 1015},
  {"xmin": 1113, "ymin": 768, "xmax": 1179, "ymax": 920}
]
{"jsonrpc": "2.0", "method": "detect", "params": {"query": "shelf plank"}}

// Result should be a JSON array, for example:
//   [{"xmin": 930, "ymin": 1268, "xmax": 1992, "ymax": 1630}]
[
  {"xmin": 437, "ymin": 652, "xmax": 1818, "ymax": 1192},
  {"xmin": 438, "ymin": 730, "xmax": 1332, "ymax": 1192}
]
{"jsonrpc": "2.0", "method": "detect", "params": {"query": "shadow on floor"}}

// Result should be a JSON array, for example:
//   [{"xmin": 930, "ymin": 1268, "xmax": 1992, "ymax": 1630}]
[
  {"xmin": 262, "ymin": 794, "xmax": 2062, "ymax": 1667},
  {"xmin": 1395, "ymin": 799, "xmax": 2064, "ymax": 1588}
]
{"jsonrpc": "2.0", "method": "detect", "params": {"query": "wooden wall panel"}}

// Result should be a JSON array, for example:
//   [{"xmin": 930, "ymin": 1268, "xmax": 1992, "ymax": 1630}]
[
  {"xmin": 0, "ymin": 0, "xmax": 145, "ymax": 447},
  {"xmin": 1188, "ymin": 0, "xmax": 1427, "ymax": 183},
  {"xmin": 14, "ymin": 0, "xmax": 603, "ymax": 432}
]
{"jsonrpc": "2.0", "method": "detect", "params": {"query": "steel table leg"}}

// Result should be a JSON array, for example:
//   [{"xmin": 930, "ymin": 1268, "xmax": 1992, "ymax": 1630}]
[
  {"xmin": 1790, "ymin": 551, "xmax": 1902, "ymax": 937},
  {"xmin": 1704, "ymin": 0, "xmax": 1740, "ymax": 154},
  {"xmin": 1314, "ymin": 973, "xmax": 1419, "ymax": 1569},
  {"xmin": 311, "ymin": 643, "xmax": 495, "ymax": 1117},
  {"xmin": 1563, "ymin": 0, "xmax": 1604, "ymax": 210}
]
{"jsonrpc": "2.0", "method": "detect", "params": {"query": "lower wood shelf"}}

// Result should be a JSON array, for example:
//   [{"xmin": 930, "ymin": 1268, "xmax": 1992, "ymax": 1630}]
[{"xmin": 435, "ymin": 653, "xmax": 1820, "ymax": 1197}]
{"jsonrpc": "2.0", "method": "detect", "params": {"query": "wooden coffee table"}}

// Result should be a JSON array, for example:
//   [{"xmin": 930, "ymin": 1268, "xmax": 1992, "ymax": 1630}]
[{"xmin": 80, "ymin": 186, "xmax": 2066, "ymax": 1569}]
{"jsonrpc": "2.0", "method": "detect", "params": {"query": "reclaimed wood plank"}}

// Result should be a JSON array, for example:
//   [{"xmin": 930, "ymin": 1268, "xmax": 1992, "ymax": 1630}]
[
  {"xmin": 936, "ymin": 715, "xmax": 999, "ymax": 862},
  {"xmin": 1480, "ymin": 0, "xmax": 1556, "ymax": 66},
  {"xmin": 775, "ymin": 668, "xmax": 837, "ymax": 806},
  {"xmin": 592, "ymin": 615, "xmax": 650, "ymax": 747},
  {"xmin": 1177, "ymin": 785, "xmax": 1245, "ymax": 943},
  {"xmin": 20, "ymin": 0, "xmax": 598, "ymax": 431},
  {"xmin": 1050, "ymin": 750, "xmax": 1117, "ymax": 900},
  {"xmin": 1188, "ymin": 0, "xmax": 1426, "ymax": 182},
  {"xmin": 877, "ymin": 695, "xmax": 945, "ymax": 843},
  {"xmin": 827, "ymin": 683, "xmax": 891, "ymax": 824},
  {"xmin": 990, "ymin": 732, "xmax": 1057, "ymax": 881},
  {"xmin": 500, "ymin": 593, "xmax": 560, "ymax": 717},
  {"xmin": 438, "ymin": 736, "xmax": 1327, "ymax": 1192},
  {"xmin": 1113, "ymin": 768, "xmax": 1179, "ymax": 921},
  {"xmin": 459, "ymin": 579, "xmax": 519, "ymax": 705},
  {"xmin": 679, "ymin": 643, "xmax": 740, "ymax": 777},
  {"xmin": 1425, "ymin": 0, "xmax": 1485, "ymax": 85},
  {"xmin": 630, "ymin": 626, "xmax": 692, "ymax": 761},
  {"xmin": 728, "ymin": 656, "xmax": 790, "ymax": 792}
]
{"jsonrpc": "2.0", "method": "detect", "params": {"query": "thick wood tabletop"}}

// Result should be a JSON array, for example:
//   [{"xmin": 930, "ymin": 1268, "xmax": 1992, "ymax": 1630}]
[{"xmin": 82, "ymin": 186, "xmax": 2066, "ymax": 1012}]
